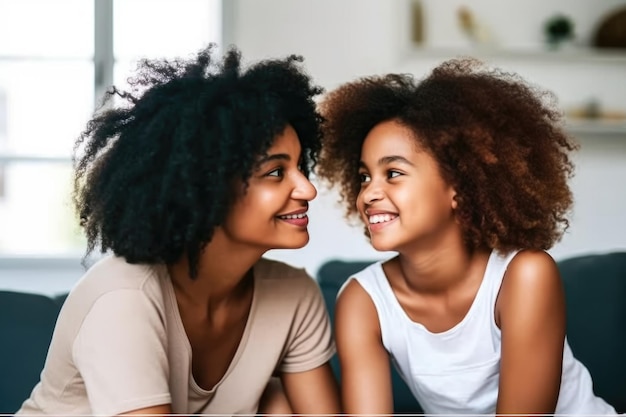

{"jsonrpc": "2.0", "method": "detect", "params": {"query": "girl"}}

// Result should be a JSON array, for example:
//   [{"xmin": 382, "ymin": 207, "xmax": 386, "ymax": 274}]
[
  {"xmin": 316, "ymin": 58, "xmax": 618, "ymax": 415},
  {"xmin": 16, "ymin": 45, "xmax": 340, "ymax": 416}
]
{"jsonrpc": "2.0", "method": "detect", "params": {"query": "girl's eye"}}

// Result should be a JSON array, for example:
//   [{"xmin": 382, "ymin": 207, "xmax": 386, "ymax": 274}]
[
  {"xmin": 388, "ymin": 170, "xmax": 402, "ymax": 179},
  {"xmin": 267, "ymin": 167, "xmax": 284, "ymax": 178},
  {"xmin": 359, "ymin": 172, "xmax": 371, "ymax": 184}
]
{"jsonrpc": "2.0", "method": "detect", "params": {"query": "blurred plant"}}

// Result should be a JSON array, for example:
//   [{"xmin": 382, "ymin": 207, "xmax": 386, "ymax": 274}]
[{"xmin": 544, "ymin": 14, "xmax": 575, "ymax": 47}]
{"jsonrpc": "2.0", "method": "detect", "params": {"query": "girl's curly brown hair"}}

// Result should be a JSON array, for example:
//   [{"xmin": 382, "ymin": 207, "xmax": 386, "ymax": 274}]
[{"xmin": 316, "ymin": 58, "xmax": 579, "ymax": 252}]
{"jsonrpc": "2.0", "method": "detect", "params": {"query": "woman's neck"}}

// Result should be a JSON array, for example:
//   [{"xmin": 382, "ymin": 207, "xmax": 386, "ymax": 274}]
[{"xmin": 168, "ymin": 232, "xmax": 265, "ymax": 309}]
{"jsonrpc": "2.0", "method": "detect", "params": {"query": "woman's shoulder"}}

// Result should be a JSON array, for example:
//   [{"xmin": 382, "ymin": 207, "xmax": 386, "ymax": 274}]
[
  {"xmin": 64, "ymin": 256, "xmax": 166, "ymax": 314},
  {"xmin": 254, "ymin": 257, "xmax": 321, "ymax": 296},
  {"xmin": 255, "ymin": 257, "xmax": 311, "ymax": 280},
  {"xmin": 49, "ymin": 257, "xmax": 169, "ymax": 351}
]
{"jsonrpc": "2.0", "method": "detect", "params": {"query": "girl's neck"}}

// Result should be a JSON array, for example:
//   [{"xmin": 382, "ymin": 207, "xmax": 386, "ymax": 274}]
[{"xmin": 394, "ymin": 245, "xmax": 491, "ymax": 295}]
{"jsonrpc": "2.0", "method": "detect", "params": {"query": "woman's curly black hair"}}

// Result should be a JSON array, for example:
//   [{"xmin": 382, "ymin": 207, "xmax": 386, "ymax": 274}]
[
  {"xmin": 73, "ymin": 44, "xmax": 323, "ymax": 277},
  {"xmin": 316, "ymin": 58, "xmax": 578, "ymax": 253}
]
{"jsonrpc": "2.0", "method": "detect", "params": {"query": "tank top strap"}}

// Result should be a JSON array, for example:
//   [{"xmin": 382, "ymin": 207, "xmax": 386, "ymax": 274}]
[{"xmin": 483, "ymin": 250, "xmax": 522, "ymax": 347}]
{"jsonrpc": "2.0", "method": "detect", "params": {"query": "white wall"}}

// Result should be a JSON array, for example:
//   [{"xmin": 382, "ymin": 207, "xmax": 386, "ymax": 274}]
[
  {"xmin": 233, "ymin": 0, "xmax": 626, "ymax": 276},
  {"xmin": 2, "ymin": 0, "xmax": 625, "ymax": 295}
]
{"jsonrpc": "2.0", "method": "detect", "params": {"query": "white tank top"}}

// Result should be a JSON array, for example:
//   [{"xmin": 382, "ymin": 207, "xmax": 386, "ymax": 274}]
[{"xmin": 347, "ymin": 250, "xmax": 617, "ymax": 414}]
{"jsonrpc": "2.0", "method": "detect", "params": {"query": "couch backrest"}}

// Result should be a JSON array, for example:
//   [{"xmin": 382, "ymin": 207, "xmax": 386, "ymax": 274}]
[
  {"xmin": 0, "ymin": 291, "xmax": 66, "ymax": 414},
  {"xmin": 558, "ymin": 252, "xmax": 626, "ymax": 413}
]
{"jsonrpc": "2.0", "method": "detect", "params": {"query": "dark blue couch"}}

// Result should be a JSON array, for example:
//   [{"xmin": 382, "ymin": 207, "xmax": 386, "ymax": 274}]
[
  {"xmin": 1, "ymin": 252, "xmax": 625, "ymax": 414},
  {"xmin": 0, "ymin": 291, "xmax": 67, "ymax": 414}
]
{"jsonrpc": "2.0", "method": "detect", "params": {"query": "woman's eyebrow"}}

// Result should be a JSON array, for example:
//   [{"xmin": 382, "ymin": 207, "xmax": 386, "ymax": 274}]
[{"xmin": 257, "ymin": 153, "xmax": 291, "ymax": 164}]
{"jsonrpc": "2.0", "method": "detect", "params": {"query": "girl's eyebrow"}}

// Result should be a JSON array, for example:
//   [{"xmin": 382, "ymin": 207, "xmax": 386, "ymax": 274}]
[{"xmin": 359, "ymin": 155, "xmax": 415, "ymax": 168}]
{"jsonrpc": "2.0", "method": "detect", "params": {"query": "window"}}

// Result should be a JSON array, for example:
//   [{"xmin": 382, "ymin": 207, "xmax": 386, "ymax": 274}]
[{"xmin": 0, "ymin": 0, "xmax": 222, "ymax": 259}]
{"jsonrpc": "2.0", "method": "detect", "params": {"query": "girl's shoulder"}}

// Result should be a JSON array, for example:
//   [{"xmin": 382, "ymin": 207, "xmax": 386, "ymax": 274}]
[
  {"xmin": 497, "ymin": 249, "xmax": 563, "ymax": 323},
  {"xmin": 504, "ymin": 249, "xmax": 559, "ymax": 282}
]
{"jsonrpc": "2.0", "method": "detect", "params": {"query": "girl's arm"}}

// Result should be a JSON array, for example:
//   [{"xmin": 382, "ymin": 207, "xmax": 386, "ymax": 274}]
[
  {"xmin": 336, "ymin": 279, "xmax": 394, "ymax": 415},
  {"xmin": 496, "ymin": 250, "xmax": 566, "ymax": 415}
]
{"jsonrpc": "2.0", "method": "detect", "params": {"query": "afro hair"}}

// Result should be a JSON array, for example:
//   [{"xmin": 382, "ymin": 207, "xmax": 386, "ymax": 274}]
[
  {"xmin": 73, "ymin": 44, "xmax": 323, "ymax": 277},
  {"xmin": 316, "ymin": 58, "xmax": 578, "ymax": 253}
]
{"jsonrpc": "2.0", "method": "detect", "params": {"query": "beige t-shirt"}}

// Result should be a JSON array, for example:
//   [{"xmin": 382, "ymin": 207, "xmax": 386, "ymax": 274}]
[{"xmin": 16, "ymin": 256, "xmax": 335, "ymax": 416}]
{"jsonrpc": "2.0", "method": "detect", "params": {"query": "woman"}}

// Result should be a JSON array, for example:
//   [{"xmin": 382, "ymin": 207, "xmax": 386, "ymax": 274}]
[{"xmin": 16, "ymin": 45, "xmax": 340, "ymax": 416}]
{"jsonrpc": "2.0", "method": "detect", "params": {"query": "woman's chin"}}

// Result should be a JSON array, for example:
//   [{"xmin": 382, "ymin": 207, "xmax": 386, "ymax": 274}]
[{"xmin": 274, "ymin": 236, "xmax": 310, "ymax": 250}]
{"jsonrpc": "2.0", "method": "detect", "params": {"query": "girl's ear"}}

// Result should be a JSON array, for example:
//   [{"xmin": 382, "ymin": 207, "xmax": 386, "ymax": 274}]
[{"xmin": 450, "ymin": 190, "xmax": 458, "ymax": 210}]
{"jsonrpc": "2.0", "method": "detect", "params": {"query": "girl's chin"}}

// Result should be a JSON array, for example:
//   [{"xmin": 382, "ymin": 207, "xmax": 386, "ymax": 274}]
[{"xmin": 370, "ymin": 238, "xmax": 397, "ymax": 253}]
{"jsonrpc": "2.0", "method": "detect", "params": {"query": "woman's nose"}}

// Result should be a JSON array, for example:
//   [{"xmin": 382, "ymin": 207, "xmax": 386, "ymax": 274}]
[{"xmin": 292, "ymin": 173, "xmax": 317, "ymax": 201}]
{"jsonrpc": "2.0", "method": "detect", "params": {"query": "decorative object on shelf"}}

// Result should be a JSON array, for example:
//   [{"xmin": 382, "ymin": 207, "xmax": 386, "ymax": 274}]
[
  {"xmin": 457, "ymin": 6, "xmax": 492, "ymax": 45},
  {"xmin": 582, "ymin": 98, "xmax": 601, "ymax": 119},
  {"xmin": 593, "ymin": 7, "xmax": 626, "ymax": 49},
  {"xmin": 410, "ymin": 0, "xmax": 424, "ymax": 45},
  {"xmin": 544, "ymin": 14, "xmax": 575, "ymax": 48},
  {"xmin": 567, "ymin": 99, "xmax": 626, "ymax": 122}
]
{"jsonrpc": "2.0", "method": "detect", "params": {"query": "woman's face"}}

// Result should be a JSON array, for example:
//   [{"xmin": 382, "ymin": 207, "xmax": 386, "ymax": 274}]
[{"xmin": 219, "ymin": 124, "xmax": 317, "ymax": 251}]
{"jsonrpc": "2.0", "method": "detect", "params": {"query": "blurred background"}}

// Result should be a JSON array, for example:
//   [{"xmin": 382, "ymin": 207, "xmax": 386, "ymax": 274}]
[{"xmin": 1, "ymin": 0, "xmax": 625, "ymax": 295}]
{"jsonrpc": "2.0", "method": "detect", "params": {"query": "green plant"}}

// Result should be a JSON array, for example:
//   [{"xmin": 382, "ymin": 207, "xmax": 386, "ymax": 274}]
[{"xmin": 544, "ymin": 14, "xmax": 575, "ymax": 46}]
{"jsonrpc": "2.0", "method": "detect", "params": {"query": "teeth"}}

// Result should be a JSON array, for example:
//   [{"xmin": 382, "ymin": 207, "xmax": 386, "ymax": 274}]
[
  {"xmin": 369, "ymin": 214, "xmax": 396, "ymax": 224},
  {"xmin": 279, "ymin": 213, "xmax": 307, "ymax": 219}
]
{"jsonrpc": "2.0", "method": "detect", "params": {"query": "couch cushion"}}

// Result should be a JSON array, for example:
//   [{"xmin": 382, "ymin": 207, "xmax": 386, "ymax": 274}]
[
  {"xmin": 558, "ymin": 252, "xmax": 626, "ymax": 413},
  {"xmin": 0, "ymin": 291, "xmax": 65, "ymax": 414}
]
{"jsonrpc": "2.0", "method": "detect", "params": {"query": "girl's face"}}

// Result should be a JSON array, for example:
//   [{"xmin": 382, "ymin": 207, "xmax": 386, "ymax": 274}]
[
  {"xmin": 220, "ymin": 124, "xmax": 317, "ymax": 251},
  {"xmin": 357, "ymin": 120, "xmax": 457, "ymax": 253}
]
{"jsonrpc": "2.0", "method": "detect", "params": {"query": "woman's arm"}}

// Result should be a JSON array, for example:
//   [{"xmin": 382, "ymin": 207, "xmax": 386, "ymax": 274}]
[
  {"xmin": 73, "ymin": 289, "xmax": 173, "ymax": 416},
  {"xmin": 496, "ymin": 250, "xmax": 566, "ymax": 415},
  {"xmin": 280, "ymin": 363, "xmax": 341, "ymax": 415},
  {"xmin": 121, "ymin": 404, "xmax": 172, "ymax": 416},
  {"xmin": 336, "ymin": 279, "xmax": 394, "ymax": 415}
]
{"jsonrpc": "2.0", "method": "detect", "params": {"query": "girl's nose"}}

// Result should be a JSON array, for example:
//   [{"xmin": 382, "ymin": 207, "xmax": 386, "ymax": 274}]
[{"xmin": 360, "ymin": 182, "xmax": 384, "ymax": 205}]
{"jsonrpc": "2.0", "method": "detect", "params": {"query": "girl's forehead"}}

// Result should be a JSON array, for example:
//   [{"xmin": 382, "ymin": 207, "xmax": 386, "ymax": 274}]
[{"xmin": 362, "ymin": 123, "xmax": 422, "ymax": 155}]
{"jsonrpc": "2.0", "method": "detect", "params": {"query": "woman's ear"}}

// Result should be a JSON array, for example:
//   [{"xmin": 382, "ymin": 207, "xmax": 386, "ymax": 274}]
[{"xmin": 451, "ymin": 191, "xmax": 458, "ymax": 210}]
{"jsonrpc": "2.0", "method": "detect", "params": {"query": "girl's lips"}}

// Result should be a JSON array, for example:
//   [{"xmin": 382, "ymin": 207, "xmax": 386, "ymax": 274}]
[{"xmin": 368, "ymin": 215, "xmax": 398, "ymax": 232}]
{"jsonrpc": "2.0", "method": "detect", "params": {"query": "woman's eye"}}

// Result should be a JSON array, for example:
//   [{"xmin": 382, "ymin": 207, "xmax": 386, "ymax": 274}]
[
  {"xmin": 267, "ymin": 167, "xmax": 284, "ymax": 177},
  {"xmin": 359, "ymin": 172, "xmax": 371, "ymax": 183}
]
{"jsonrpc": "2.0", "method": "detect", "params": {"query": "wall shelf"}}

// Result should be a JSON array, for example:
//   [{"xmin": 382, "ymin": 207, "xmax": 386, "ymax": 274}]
[
  {"xmin": 405, "ymin": 46, "xmax": 626, "ymax": 64},
  {"xmin": 566, "ymin": 119, "xmax": 626, "ymax": 138}
]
